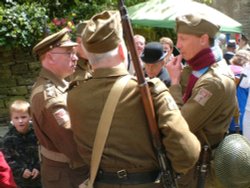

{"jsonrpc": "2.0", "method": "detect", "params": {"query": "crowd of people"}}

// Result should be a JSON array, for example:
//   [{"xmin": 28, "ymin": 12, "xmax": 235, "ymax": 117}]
[{"xmin": 1, "ymin": 7, "xmax": 250, "ymax": 188}]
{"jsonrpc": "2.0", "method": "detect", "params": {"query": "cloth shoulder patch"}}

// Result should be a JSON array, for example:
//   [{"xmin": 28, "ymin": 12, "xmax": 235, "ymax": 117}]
[
  {"xmin": 148, "ymin": 78, "xmax": 168, "ymax": 95},
  {"xmin": 193, "ymin": 88, "xmax": 212, "ymax": 106},
  {"xmin": 44, "ymin": 82, "xmax": 57, "ymax": 100},
  {"xmin": 53, "ymin": 108, "xmax": 70, "ymax": 126}
]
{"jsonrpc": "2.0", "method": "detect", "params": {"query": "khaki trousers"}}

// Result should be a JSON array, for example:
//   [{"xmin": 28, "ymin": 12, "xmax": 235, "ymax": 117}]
[{"xmin": 41, "ymin": 156, "xmax": 89, "ymax": 188}]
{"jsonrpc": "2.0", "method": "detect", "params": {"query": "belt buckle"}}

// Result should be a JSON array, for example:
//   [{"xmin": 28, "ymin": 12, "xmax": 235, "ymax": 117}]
[{"xmin": 117, "ymin": 169, "xmax": 127, "ymax": 179}]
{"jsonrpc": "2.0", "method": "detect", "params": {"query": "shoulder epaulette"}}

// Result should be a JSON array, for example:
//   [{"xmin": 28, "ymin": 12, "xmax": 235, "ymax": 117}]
[
  {"xmin": 44, "ymin": 80, "xmax": 57, "ymax": 100},
  {"xmin": 147, "ymin": 77, "xmax": 168, "ymax": 95}
]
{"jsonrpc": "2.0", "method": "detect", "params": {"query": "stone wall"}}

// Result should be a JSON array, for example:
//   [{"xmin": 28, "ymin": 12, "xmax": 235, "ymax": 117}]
[
  {"xmin": 0, "ymin": 48, "xmax": 40, "ymax": 127},
  {"xmin": 211, "ymin": 0, "xmax": 250, "ymax": 37}
]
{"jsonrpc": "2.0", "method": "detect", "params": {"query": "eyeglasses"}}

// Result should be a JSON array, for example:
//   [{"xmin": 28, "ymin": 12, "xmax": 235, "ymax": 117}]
[{"xmin": 50, "ymin": 51, "xmax": 77, "ymax": 57}]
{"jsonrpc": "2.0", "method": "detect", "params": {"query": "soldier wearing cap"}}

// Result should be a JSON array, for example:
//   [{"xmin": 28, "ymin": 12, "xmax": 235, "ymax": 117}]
[
  {"xmin": 67, "ymin": 10, "xmax": 201, "ymax": 188},
  {"xmin": 141, "ymin": 42, "xmax": 171, "ymax": 87},
  {"xmin": 30, "ymin": 28, "xmax": 88, "ymax": 188},
  {"xmin": 66, "ymin": 21, "xmax": 92, "ymax": 82},
  {"xmin": 166, "ymin": 12, "xmax": 237, "ymax": 187}
]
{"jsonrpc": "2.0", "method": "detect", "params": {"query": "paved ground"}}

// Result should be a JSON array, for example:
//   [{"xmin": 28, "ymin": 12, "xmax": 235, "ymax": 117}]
[
  {"xmin": 0, "ymin": 126, "xmax": 8, "ymax": 148},
  {"xmin": 0, "ymin": 126, "xmax": 8, "ymax": 137}
]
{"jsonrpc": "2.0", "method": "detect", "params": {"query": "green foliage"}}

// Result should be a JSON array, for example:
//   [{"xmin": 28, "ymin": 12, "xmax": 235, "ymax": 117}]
[
  {"xmin": 0, "ymin": 2, "xmax": 47, "ymax": 48},
  {"xmin": 0, "ymin": 0, "xmax": 148, "ymax": 48}
]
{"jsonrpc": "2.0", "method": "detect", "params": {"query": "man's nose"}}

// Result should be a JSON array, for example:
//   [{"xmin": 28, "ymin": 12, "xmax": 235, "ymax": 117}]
[{"xmin": 72, "ymin": 54, "xmax": 78, "ymax": 61}]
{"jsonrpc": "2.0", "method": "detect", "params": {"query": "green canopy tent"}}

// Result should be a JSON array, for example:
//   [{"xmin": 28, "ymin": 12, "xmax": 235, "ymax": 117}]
[{"xmin": 127, "ymin": 0, "xmax": 242, "ymax": 33}]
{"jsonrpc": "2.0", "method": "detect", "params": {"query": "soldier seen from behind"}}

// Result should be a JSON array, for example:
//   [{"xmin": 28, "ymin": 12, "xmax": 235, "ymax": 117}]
[
  {"xmin": 2, "ymin": 100, "xmax": 41, "ymax": 188},
  {"xmin": 67, "ymin": 10, "xmax": 201, "ymax": 188}
]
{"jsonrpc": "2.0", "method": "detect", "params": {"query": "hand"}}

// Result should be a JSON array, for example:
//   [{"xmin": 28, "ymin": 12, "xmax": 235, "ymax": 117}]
[
  {"xmin": 31, "ymin": 168, "xmax": 40, "ymax": 179},
  {"xmin": 165, "ymin": 55, "xmax": 183, "ymax": 85},
  {"xmin": 22, "ymin": 169, "xmax": 32, "ymax": 179}
]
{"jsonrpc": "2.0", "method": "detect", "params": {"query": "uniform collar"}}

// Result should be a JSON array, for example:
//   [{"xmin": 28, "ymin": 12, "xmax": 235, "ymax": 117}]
[
  {"xmin": 40, "ymin": 68, "xmax": 69, "ymax": 92},
  {"xmin": 92, "ymin": 65, "xmax": 129, "ymax": 79}
]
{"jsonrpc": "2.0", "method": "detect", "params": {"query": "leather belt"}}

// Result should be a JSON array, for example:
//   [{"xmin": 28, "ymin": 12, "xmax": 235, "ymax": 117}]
[
  {"xmin": 96, "ymin": 169, "xmax": 159, "ymax": 184},
  {"xmin": 40, "ymin": 145, "xmax": 69, "ymax": 163}
]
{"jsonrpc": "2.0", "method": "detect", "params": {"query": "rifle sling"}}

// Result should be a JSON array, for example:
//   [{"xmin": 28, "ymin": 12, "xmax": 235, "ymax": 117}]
[{"xmin": 88, "ymin": 75, "xmax": 131, "ymax": 187}]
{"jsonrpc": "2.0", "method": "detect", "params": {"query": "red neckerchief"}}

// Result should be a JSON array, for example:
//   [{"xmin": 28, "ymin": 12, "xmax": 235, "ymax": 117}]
[{"xmin": 183, "ymin": 48, "xmax": 215, "ymax": 103}]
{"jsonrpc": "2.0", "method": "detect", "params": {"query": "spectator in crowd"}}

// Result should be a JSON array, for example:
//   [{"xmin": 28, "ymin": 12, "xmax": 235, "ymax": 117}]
[
  {"xmin": 211, "ymin": 34, "xmax": 224, "ymax": 62},
  {"xmin": 30, "ymin": 28, "xmax": 88, "ymax": 188},
  {"xmin": 127, "ymin": 34, "xmax": 146, "ymax": 75},
  {"xmin": 238, "ymin": 33, "xmax": 250, "ymax": 51},
  {"xmin": 224, "ymin": 39, "xmax": 236, "ymax": 65},
  {"xmin": 228, "ymin": 49, "xmax": 250, "ymax": 134},
  {"xmin": 159, "ymin": 37, "xmax": 174, "ymax": 65},
  {"xmin": 134, "ymin": 34, "xmax": 146, "ymax": 57},
  {"xmin": 2, "ymin": 100, "xmax": 41, "ymax": 188},
  {"xmin": 0, "ymin": 151, "xmax": 17, "ymax": 188},
  {"xmin": 67, "ymin": 10, "xmax": 200, "ymax": 188},
  {"xmin": 166, "ymin": 12, "xmax": 236, "ymax": 187},
  {"xmin": 238, "ymin": 50, "xmax": 250, "ymax": 140},
  {"xmin": 66, "ymin": 21, "xmax": 92, "ymax": 82},
  {"xmin": 216, "ymin": 33, "xmax": 227, "ymax": 54},
  {"xmin": 141, "ymin": 42, "xmax": 171, "ymax": 87}
]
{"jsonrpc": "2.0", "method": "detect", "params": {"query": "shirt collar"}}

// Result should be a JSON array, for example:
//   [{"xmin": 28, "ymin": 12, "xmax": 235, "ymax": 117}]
[
  {"xmin": 92, "ymin": 66, "xmax": 129, "ymax": 79},
  {"xmin": 40, "ymin": 68, "xmax": 69, "ymax": 92}
]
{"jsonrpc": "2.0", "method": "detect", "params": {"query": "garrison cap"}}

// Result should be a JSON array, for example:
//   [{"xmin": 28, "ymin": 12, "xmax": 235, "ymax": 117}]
[
  {"xmin": 81, "ymin": 10, "xmax": 122, "ymax": 53},
  {"xmin": 141, "ymin": 42, "xmax": 167, "ymax": 64},
  {"xmin": 176, "ymin": 13, "xmax": 220, "ymax": 38},
  {"xmin": 33, "ymin": 28, "xmax": 78, "ymax": 56},
  {"xmin": 76, "ymin": 21, "xmax": 88, "ymax": 37}
]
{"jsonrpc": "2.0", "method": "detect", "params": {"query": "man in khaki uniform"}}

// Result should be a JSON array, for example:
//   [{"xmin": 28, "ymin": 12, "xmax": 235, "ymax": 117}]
[
  {"xmin": 67, "ymin": 21, "xmax": 92, "ymax": 82},
  {"xmin": 67, "ymin": 10, "xmax": 201, "ymax": 188},
  {"xmin": 30, "ymin": 28, "xmax": 88, "ymax": 188},
  {"xmin": 166, "ymin": 13, "xmax": 237, "ymax": 188}
]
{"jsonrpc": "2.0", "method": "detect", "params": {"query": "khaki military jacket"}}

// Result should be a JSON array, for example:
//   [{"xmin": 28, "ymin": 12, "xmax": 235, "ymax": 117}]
[
  {"xmin": 68, "ymin": 66, "xmax": 200, "ymax": 176},
  {"xmin": 66, "ymin": 58, "xmax": 92, "ymax": 82},
  {"xmin": 170, "ymin": 60, "xmax": 237, "ymax": 147},
  {"xmin": 30, "ymin": 68, "xmax": 83, "ymax": 163}
]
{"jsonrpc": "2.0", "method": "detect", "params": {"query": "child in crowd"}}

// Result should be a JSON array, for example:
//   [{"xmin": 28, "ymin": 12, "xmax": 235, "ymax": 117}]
[{"xmin": 2, "ymin": 100, "xmax": 41, "ymax": 188}]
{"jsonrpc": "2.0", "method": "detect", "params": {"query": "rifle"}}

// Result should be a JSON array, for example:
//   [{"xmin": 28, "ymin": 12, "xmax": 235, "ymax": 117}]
[
  {"xmin": 118, "ymin": 1, "xmax": 178, "ymax": 187},
  {"xmin": 197, "ymin": 145, "xmax": 210, "ymax": 188}
]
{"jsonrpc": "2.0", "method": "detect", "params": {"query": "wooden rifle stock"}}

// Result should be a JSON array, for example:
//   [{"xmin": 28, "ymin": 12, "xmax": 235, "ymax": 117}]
[{"xmin": 118, "ymin": 1, "xmax": 178, "ymax": 187}]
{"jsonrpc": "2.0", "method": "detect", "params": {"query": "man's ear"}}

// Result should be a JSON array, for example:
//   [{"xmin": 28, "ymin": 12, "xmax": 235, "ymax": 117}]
[
  {"xmin": 118, "ymin": 43, "xmax": 125, "ymax": 61},
  {"xmin": 200, "ymin": 34, "xmax": 209, "ymax": 46},
  {"xmin": 46, "ymin": 52, "xmax": 56, "ymax": 64}
]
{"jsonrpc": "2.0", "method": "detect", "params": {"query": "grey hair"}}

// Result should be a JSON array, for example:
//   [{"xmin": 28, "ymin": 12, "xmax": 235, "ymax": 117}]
[
  {"xmin": 86, "ymin": 40, "xmax": 128, "ymax": 66},
  {"xmin": 87, "ymin": 47, "xmax": 119, "ymax": 65}
]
